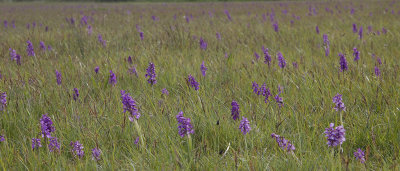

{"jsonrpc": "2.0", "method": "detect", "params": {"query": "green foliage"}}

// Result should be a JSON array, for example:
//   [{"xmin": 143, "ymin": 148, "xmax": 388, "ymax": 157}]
[{"xmin": 0, "ymin": 1, "xmax": 399, "ymax": 170}]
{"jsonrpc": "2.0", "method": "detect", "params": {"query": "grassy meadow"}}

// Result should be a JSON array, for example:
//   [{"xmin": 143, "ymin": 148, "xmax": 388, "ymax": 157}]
[{"xmin": 0, "ymin": 1, "xmax": 400, "ymax": 170}]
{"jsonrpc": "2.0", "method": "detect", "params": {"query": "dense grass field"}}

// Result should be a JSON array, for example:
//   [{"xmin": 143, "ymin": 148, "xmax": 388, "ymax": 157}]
[{"xmin": 1, "ymin": 1, "xmax": 400, "ymax": 170}]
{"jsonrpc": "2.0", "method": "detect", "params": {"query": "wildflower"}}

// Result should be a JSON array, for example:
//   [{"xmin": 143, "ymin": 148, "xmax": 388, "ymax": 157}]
[
  {"xmin": 231, "ymin": 100, "xmax": 240, "ymax": 120},
  {"xmin": 216, "ymin": 32, "xmax": 221, "ymax": 40},
  {"xmin": 316, "ymin": 25, "xmax": 320, "ymax": 34},
  {"xmin": 187, "ymin": 74, "xmax": 199, "ymax": 90},
  {"xmin": 9, "ymin": 48, "xmax": 17, "ymax": 60},
  {"xmin": 47, "ymin": 45, "xmax": 52, "ymax": 51},
  {"xmin": 31, "ymin": 138, "xmax": 42, "ymax": 150},
  {"xmin": 176, "ymin": 111, "xmax": 194, "ymax": 137},
  {"xmin": 129, "ymin": 66, "xmax": 138, "ymax": 76},
  {"xmin": 162, "ymin": 88, "xmax": 169, "ymax": 95},
  {"xmin": 127, "ymin": 56, "xmax": 133, "ymax": 64},
  {"xmin": 87, "ymin": 25, "xmax": 92, "ymax": 35},
  {"xmin": 70, "ymin": 141, "xmax": 84, "ymax": 159},
  {"xmin": 353, "ymin": 48, "xmax": 360, "ymax": 61},
  {"xmin": 277, "ymin": 52, "xmax": 286, "ymax": 68},
  {"xmin": 73, "ymin": 88, "xmax": 79, "ymax": 101},
  {"xmin": 109, "ymin": 70, "xmax": 117, "ymax": 86},
  {"xmin": 27, "ymin": 40, "xmax": 35, "ymax": 56},
  {"xmin": 224, "ymin": 10, "xmax": 232, "ymax": 21},
  {"xmin": 98, "ymin": 34, "xmax": 106, "ymax": 47},
  {"xmin": 55, "ymin": 70, "xmax": 62, "ymax": 85},
  {"xmin": 120, "ymin": 90, "xmax": 140, "ymax": 121},
  {"xmin": 354, "ymin": 148, "xmax": 366, "ymax": 163},
  {"xmin": 239, "ymin": 117, "xmax": 251, "ymax": 135},
  {"xmin": 199, "ymin": 37, "xmax": 207, "ymax": 50},
  {"xmin": 94, "ymin": 66, "xmax": 99, "ymax": 74},
  {"xmin": 275, "ymin": 94, "xmax": 283, "ymax": 107},
  {"xmin": 359, "ymin": 26, "xmax": 363, "ymax": 39},
  {"xmin": 200, "ymin": 61, "xmax": 207, "ymax": 76},
  {"xmin": 263, "ymin": 48, "xmax": 272, "ymax": 65},
  {"xmin": 252, "ymin": 82, "xmax": 260, "ymax": 95},
  {"xmin": 339, "ymin": 53, "xmax": 348, "ymax": 72},
  {"xmin": 374, "ymin": 66, "xmax": 381, "ymax": 77},
  {"xmin": 273, "ymin": 23, "xmax": 279, "ymax": 32},
  {"xmin": 139, "ymin": 31, "xmax": 144, "ymax": 40},
  {"xmin": 40, "ymin": 41, "xmax": 46, "ymax": 51},
  {"xmin": 292, "ymin": 62, "xmax": 298, "ymax": 68},
  {"xmin": 0, "ymin": 92, "xmax": 6, "ymax": 111},
  {"xmin": 92, "ymin": 148, "xmax": 101, "ymax": 161},
  {"xmin": 333, "ymin": 93, "xmax": 346, "ymax": 112},
  {"xmin": 48, "ymin": 137, "xmax": 60, "ymax": 152},
  {"xmin": 324, "ymin": 123, "xmax": 346, "ymax": 147},
  {"xmin": 271, "ymin": 133, "xmax": 295, "ymax": 152},
  {"xmin": 352, "ymin": 23, "xmax": 357, "ymax": 33},
  {"xmin": 40, "ymin": 114, "xmax": 55, "ymax": 138},
  {"xmin": 134, "ymin": 137, "xmax": 140, "ymax": 145},
  {"xmin": 145, "ymin": 63, "xmax": 157, "ymax": 85},
  {"xmin": 0, "ymin": 135, "xmax": 4, "ymax": 142},
  {"xmin": 254, "ymin": 52, "xmax": 260, "ymax": 60}
]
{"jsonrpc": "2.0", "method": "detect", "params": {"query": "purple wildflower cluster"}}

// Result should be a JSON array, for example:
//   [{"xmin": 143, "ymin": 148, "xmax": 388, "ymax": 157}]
[
  {"xmin": 73, "ymin": 88, "xmax": 79, "ymax": 101},
  {"xmin": 323, "ymin": 34, "xmax": 330, "ymax": 56},
  {"xmin": 109, "ymin": 70, "xmax": 117, "ymax": 86},
  {"xmin": 187, "ymin": 74, "xmax": 199, "ymax": 90},
  {"xmin": 176, "ymin": 111, "xmax": 194, "ymax": 137},
  {"xmin": 26, "ymin": 40, "xmax": 35, "ymax": 56},
  {"xmin": 353, "ymin": 48, "xmax": 360, "ymax": 61},
  {"xmin": 31, "ymin": 138, "xmax": 42, "ymax": 150},
  {"xmin": 231, "ymin": 100, "xmax": 240, "ymax": 121},
  {"xmin": 145, "ymin": 63, "xmax": 157, "ymax": 85},
  {"xmin": 161, "ymin": 88, "xmax": 169, "ymax": 95},
  {"xmin": 120, "ymin": 90, "xmax": 140, "ymax": 121},
  {"xmin": 263, "ymin": 47, "xmax": 272, "ymax": 65},
  {"xmin": 271, "ymin": 133, "xmax": 295, "ymax": 152},
  {"xmin": 98, "ymin": 34, "xmax": 106, "ymax": 47},
  {"xmin": 200, "ymin": 61, "xmax": 207, "ymax": 76},
  {"xmin": 70, "ymin": 141, "xmax": 84, "ymax": 159},
  {"xmin": 40, "ymin": 114, "xmax": 55, "ymax": 138},
  {"xmin": 252, "ymin": 82, "xmax": 272, "ymax": 103},
  {"xmin": 239, "ymin": 117, "xmax": 251, "ymax": 135},
  {"xmin": 339, "ymin": 53, "xmax": 348, "ymax": 72},
  {"xmin": 354, "ymin": 148, "xmax": 366, "ymax": 163},
  {"xmin": 92, "ymin": 148, "xmax": 102, "ymax": 161},
  {"xmin": 48, "ymin": 137, "xmax": 60, "ymax": 152},
  {"xmin": 332, "ymin": 93, "xmax": 346, "ymax": 112},
  {"xmin": 0, "ymin": 135, "xmax": 4, "ymax": 142},
  {"xmin": 324, "ymin": 123, "xmax": 346, "ymax": 147},
  {"xmin": 55, "ymin": 70, "xmax": 62, "ymax": 85},
  {"xmin": 0, "ymin": 92, "xmax": 6, "ymax": 111},
  {"xmin": 199, "ymin": 37, "xmax": 207, "ymax": 50},
  {"xmin": 277, "ymin": 52, "xmax": 286, "ymax": 68}
]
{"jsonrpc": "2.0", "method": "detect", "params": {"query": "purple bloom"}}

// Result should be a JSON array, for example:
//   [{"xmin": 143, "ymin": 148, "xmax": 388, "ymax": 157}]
[
  {"xmin": 73, "ymin": 88, "xmax": 79, "ymax": 101},
  {"xmin": 176, "ymin": 111, "xmax": 194, "ymax": 137},
  {"xmin": 252, "ymin": 82, "xmax": 260, "ymax": 95},
  {"xmin": 0, "ymin": 92, "xmax": 6, "ymax": 111},
  {"xmin": 145, "ymin": 63, "xmax": 157, "ymax": 85},
  {"xmin": 262, "ymin": 86, "xmax": 272, "ymax": 103},
  {"xmin": 120, "ymin": 90, "xmax": 140, "ymax": 121},
  {"xmin": 382, "ymin": 27, "xmax": 387, "ymax": 34},
  {"xmin": 32, "ymin": 138, "xmax": 42, "ymax": 150},
  {"xmin": 224, "ymin": 10, "xmax": 232, "ymax": 21},
  {"xmin": 70, "ymin": 141, "xmax": 84, "ymax": 159},
  {"xmin": 292, "ymin": 62, "xmax": 298, "ymax": 68},
  {"xmin": 0, "ymin": 135, "xmax": 4, "ymax": 142},
  {"xmin": 87, "ymin": 25, "xmax": 92, "ymax": 35},
  {"xmin": 15, "ymin": 54, "xmax": 21, "ymax": 65},
  {"xmin": 239, "ymin": 117, "xmax": 251, "ymax": 135},
  {"xmin": 374, "ymin": 66, "xmax": 381, "ymax": 77},
  {"xmin": 254, "ymin": 52, "xmax": 260, "ymax": 60},
  {"xmin": 353, "ymin": 48, "xmax": 360, "ymax": 61},
  {"xmin": 354, "ymin": 148, "xmax": 366, "ymax": 163},
  {"xmin": 139, "ymin": 31, "xmax": 144, "ymax": 41},
  {"xmin": 129, "ymin": 66, "xmax": 138, "ymax": 77},
  {"xmin": 271, "ymin": 133, "xmax": 295, "ymax": 152},
  {"xmin": 352, "ymin": 23, "xmax": 357, "ymax": 33},
  {"xmin": 216, "ymin": 32, "xmax": 221, "ymax": 40},
  {"xmin": 40, "ymin": 114, "xmax": 55, "ymax": 138},
  {"xmin": 9, "ymin": 48, "xmax": 17, "ymax": 60},
  {"xmin": 231, "ymin": 100, "xmax": 240, "ymax": 121},
  {"xmin": 316, "ymin": 25, "xmax": 320, "ymax": 34},
  {"xmin": 377, "ymin": 57, "xmax": 382, "ymax": 65},
  {"xmin": 187, "ymin": 74, "xmax": 199, "ymax": 90},
  {"xmin": 55, "ymin": 70, "xmax": 62, "ymax": 85},
  {"xmin": 26, "ymin": 40, "xmax": 35, "ymax": 56},
  {"xmin": 263, "ymin": 48, "xmax": 272, "ymax": 65},
  {"xmin": 127, "ymin": 56, "xmax": 133, "ymax": 64},
  {"xmin": 109, "ymin": 70, "xmax": 117, "ymax": 86},
  {"xmin": 199, "ymin": 37, "xmax": 207, "ymax": 50},
  {"xmin": 359, "ymin": 26, "xmax": 363, "ymax": 39},
  {"xmin": 92, "ymin": 148, "xmax": 101, "ymax": 161},
  {"xmin": 98, "ymin": 34, "xmax": 106, "ymax": 47},
  {"xmin": 339, "ymin": 53, "xmax": 348, "ymax": 72},
  {"xmin": 47, "ymin": 45, "xmax": 52, "ymax": 51},
  {"xmin": 324, "ymin": 123, "xmax": 346, "ymax": 147},
  {"xmin": 323, "ymin": 34, "xmax": 329, "ymax": 46},
  {"xmin": 277, "ymin": 52, "xmax": 286, "ymax": 68},
  {"xmin": 39, "ymin": 41, "xmax": 46, "ymax": 51},
  {"xmin": 162, "ymin": 88, "xmax": 169, "ymax": 95},
  {"xmin": 134, "ymin": 137, "xmax": 140, "ymax": 145},
  {"xmin": 48, "ymin": 137, "xmax": 60, "ymax": 152},
  {"xmin": 333, "ymin": 93, "xmax": 346, "ymax": 112},
  {"xmin": 200, "ymin": 61, "xmax": 207, "ymax": 77},
  {"xmin": 275, "ymin": 94, "xmax": 284, "ymax": 107},
  {"xmin": 273, "ymin": 23, "xmax": 279, "ymax": 32},
  {"xmin": 94, "ymin": 66, "xmax": 99, "ymax": 74}
]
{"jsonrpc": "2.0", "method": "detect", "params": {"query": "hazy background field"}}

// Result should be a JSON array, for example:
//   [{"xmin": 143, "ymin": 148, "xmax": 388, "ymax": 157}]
[{"xmin": 0, "ymin": 0, "xmax": 399, "ymax": 170}]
